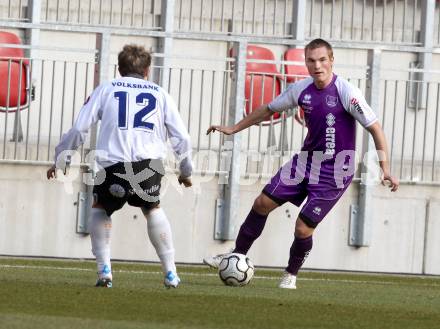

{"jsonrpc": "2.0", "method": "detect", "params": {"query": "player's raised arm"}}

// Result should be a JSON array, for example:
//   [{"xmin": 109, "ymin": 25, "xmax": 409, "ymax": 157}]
[
  {"xmin": 206, "ymin": 104, "xmax": 273, "ymax": 135},
  {"xmin": 207, "ymin": 81, "xmax": 300, "ymax": 136}
]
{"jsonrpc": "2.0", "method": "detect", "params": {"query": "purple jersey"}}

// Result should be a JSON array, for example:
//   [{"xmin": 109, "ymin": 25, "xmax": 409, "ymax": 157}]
[
  {"xmin": 269, "ymin": 74, "xmax": 377, "ymax": 158},
  {"xmin": 264, "ymin": 74, "xmax": 378, "ymax": 227}
]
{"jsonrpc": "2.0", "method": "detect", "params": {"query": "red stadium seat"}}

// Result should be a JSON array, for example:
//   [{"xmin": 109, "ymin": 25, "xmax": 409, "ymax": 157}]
[
  {"xmin": 0, "ymin": 31, "xmax": 24, "ymax": 58},
  {"xmin": 245, "ymin": 46, "xmax": 283, "ymax": 124},
  {"xmin": 0, "ymin": 31, "xmax": 30, "ymax": 112},
  {"xmin": 284, "ymin": 48, "xmax": 309, "ymax": 83},
  {"xmin": 245, "ymin": 73, "xmax": 281, "ymax": 124},
  {"xmin": 244, "ymin": 45, "xmax": 280, "ymax": 76},
  {"xmin": 284, "ymin": 48, "xmax": 308, "ymax": 126},
  {"xmin": 0, "ymin": 61, "xmax": 27, "ymax": 108},
  {"xmin": 229, "ymin": 45, "xmax": 279, "ymax": 76},
  {"xmin": 229, "ymin": 45, "xmax": 284, "ymax": 124}
]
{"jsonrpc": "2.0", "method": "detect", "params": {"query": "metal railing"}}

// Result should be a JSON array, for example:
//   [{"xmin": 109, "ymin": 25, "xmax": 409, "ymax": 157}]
[
  {"xmin": 306, "ymin": 0, "xmax": 423, "ymax": 45},
  {"xmin": 378, "ymin": 76, "xmax": 440, "ymax": 183},
  {"xmin": 435, "ymin": 0, "xmax": 440, "ymax": 47},
  {"xmin": 2, "ymin": 0, "xmax": 439, "ymax": 46},
  {"xmin": 175, "ymin": 0, "xmax": 295, "ymax": 37},
  {"xmin": 0, "ymin": 0, "xmax": 29, "ymax": 22},
  {"xmin": 41, "ymin": 0, "xmax": 161, "ymax": 29},
  {"xmin": 1, "ymin": 52, "xmax": 96, "ymax": 163},
  {"xmin": 0, "ymin": 0, "xmax": 161, "ymax": 28},
  {"xmin": 2, "ymin": 48, "xmax": 440, "ymax": 185}
]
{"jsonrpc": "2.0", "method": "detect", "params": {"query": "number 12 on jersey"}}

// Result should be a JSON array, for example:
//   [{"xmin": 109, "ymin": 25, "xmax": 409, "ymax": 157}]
[{"xmin": 114, "ymin": 91, "xmax": 157, "ymax": 131}]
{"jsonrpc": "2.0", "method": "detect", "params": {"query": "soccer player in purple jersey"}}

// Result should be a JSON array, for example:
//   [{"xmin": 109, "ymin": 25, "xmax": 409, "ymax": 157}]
[{"xmin": 204, "ymin": 39, "xmax": 399, "ymax": 289}]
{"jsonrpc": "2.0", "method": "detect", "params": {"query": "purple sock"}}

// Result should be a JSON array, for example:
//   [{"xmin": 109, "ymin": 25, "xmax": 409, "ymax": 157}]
[
  {"xmin": 233, "ymin": 208, "xmax": 268, "ymax": 254},
  {"xmin": 285, "ymin": 235, "xmax": 313, "ymax": 275}
]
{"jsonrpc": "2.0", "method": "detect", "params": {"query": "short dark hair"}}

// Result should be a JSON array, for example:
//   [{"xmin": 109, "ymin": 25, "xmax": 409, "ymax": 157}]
[
  {"xmin": 305, "ymin": 38, "xmax": 333, "ymax": 59},
  {"xmin": 118, "ymin": 44, "xmax": 151, "ymax": 77}
]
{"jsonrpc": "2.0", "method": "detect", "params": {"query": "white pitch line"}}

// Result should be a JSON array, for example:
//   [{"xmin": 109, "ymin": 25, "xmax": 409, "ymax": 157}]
[{"xmin": 0, "ymin": 264, "xmax": 439, "ymax": 287}]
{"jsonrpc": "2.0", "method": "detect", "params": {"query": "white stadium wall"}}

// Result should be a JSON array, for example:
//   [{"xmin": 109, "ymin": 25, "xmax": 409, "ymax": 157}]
[{"xmin": 0, "ymin": 163, "xmax": 439, "ymax": 275}]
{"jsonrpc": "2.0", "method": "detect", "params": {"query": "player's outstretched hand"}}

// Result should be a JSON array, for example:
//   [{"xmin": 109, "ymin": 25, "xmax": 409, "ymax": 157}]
[
  {"xmin": 382, "ymin": 173, "xmax": 399, "ymax": 192},
  {"xmin": 178, "ymin": 175, "xmax": 192, "ymax": 187},
  {"xmin": 206, "ymin": 125, "xmax": 235, "ymax": 135},
  {"xmin": 47, "ymin": 164, "xmax": 57, "ymax": 180}
]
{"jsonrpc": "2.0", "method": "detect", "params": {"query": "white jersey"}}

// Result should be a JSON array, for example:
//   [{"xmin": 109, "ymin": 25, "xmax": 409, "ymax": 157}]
[{"xmin": 55, "ymin": 76, "xmax": 192, "ymax": 177}]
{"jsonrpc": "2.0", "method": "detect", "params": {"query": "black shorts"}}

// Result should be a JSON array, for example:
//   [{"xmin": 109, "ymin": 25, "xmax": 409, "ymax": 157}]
[{"xmin": 93, "ymin": 159, "xmax": 164, "ymax": 216}]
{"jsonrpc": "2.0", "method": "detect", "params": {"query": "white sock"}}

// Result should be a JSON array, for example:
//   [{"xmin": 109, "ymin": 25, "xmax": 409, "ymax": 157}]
[
  {"xmin": 89, "ymin": 208, "xmax": 112, "ymax": 280},
  {"xmin": 143, "ymin": 207, "xmax": 176, "ymax": 275}
]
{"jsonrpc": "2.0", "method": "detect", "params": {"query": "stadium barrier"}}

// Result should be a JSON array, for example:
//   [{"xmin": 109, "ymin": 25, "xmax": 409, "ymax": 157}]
[
  {"xmin": 0, "ymin": 40, "xmax": 440, "ymax": 185},
  {"xmin": 1, "ymin": 1, "xmax": 439, "ymax": 46}
]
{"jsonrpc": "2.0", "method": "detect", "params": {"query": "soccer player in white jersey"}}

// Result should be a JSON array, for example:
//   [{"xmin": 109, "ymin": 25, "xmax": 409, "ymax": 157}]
[
  {"xmin": 205, "ymin": 39, "xmax": 399, "ymax": 289},
  {"xmin": 47, "ymin": 45, "xmax": 192, "ymax": 288}
]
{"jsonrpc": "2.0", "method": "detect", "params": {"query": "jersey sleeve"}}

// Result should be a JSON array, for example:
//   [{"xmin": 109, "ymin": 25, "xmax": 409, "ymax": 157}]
[
  {"xmin": 163, "ymin": 91, "xmax": 193, "ymax": 177},
  {"xmin": 268, "ymin": 78, "xmax": 313, "ymax": 113},
  {"xmin": 54, "ymin": 84, "xmax": 104, "ymax": 163},
  {"xmin": 267, "ymin": 83, "xmax": 299, "ymax": 113},
  {"xmin": 338, "ymin": 79, "xmax": 378, "ymax": 128}
]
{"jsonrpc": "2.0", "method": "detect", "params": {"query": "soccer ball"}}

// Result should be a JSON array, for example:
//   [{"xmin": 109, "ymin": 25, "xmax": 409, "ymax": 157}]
[{"xmin": 218, "ymin": 253, "xmax": 254, "ymax": 287}]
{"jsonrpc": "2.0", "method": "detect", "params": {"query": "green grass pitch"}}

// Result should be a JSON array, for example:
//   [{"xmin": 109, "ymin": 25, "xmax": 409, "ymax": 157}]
[{"xmin": 0, "ymin": 257, "xmax": 439, "ymax": 329}]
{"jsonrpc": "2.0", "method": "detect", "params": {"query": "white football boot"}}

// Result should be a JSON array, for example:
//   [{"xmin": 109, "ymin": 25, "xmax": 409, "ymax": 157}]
[
  {"xmin": 202, "ymin": 253, "xmax": 229, "ymax": 269},
  {"xmin": 278, "ymin": 271, "xmax": 297, "ymax": 289},
  {"xmin": 164, "ymin": 271, "xmax": 181, "ymax": 288}
]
